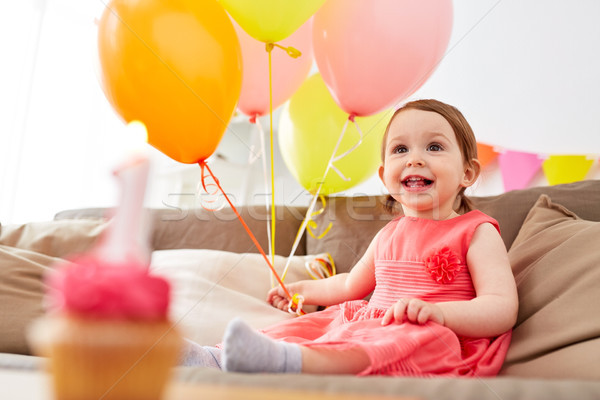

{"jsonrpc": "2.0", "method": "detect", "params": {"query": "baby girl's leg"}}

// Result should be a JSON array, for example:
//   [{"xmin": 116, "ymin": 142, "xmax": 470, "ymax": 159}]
[
  {"xmin": 300, "ymin": 346, "xmax": 370, "ymax": 375},
  {"xmin": 222, "ymin": 318, "xmax": 302, "ymax": 373},
  {"xmin": 179, "ymin": 338, "xmax": 222, "ymax": 368},
  {"xmin": 222, "ymin": 318, "xmax": 370, "ymax": 374}
]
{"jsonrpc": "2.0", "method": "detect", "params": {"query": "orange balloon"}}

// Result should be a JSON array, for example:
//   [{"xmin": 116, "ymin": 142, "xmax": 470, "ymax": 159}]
[{"xmin": 98, "ymin": 0, "xmax": 242, "ymax": 164}]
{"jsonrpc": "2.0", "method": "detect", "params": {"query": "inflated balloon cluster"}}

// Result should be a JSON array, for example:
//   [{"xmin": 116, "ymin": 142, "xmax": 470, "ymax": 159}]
[{"xmin": 97, "ymin": 0, "xmax": 453, "ymax": 314}]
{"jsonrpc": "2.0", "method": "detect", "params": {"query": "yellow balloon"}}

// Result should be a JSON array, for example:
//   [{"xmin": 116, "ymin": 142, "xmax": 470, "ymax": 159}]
[
  {"xmin": 98, "ymin": 0, "xmax": 242, "ymax": 164},
  {"xmin": 219, "ymin": 0, "xmax": 326, "ymax": 43},
  {"xmin": 279, "ymin": 74, "xmax": 391, "ymax": 195}
]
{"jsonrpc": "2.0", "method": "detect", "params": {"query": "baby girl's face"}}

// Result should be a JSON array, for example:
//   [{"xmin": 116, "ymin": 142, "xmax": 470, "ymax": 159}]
[{"xmin": 379, "ymin": 109, "xmax": 474, "ymax": 219}]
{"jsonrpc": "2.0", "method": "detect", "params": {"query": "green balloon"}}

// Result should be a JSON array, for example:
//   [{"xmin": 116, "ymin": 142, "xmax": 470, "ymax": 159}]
[{"xmin": 279, "ymin": 73, "xmax": 391, "ymax": 195}]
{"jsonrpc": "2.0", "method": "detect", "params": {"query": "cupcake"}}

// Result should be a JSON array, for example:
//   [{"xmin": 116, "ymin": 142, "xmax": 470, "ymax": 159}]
[
  {"xmin": 30, "ymin": 256, "xmax": 182, "ymax": 400},
  {"xmin": 29, "ymin": 152, "xmax": 182, "ymax": 400}
]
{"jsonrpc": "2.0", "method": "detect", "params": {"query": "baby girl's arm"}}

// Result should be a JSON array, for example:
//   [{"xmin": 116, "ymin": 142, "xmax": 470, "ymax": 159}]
[
  {"xmin": 436, "ymin": 222, "xmax": 518, "ymax": 337},
  {"xmin": 267, "ymin": 233, "xmax": 379, "ymax": 310}
]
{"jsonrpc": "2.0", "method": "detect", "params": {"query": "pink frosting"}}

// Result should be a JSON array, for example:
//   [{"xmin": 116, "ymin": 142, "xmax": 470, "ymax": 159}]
[{"xmin": 47, "ymin": 256, "xmax": 170, "ymax": 320}]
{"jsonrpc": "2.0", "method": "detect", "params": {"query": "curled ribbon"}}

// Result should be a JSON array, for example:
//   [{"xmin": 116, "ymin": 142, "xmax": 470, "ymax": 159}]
[
  {"xmin": 288, "ymin": 293, "xmax": 306, "ymax": 316},
  {"xmin": 305, "ymin": 253, "xmax": 336, "ymax": 281},
  {"xmin": 198, "ymin": 162, "xmax": 225, "ymax": 212},
  {"xmin": 306, "ymin": 195, "xmax": 333, "ymax": 240}
]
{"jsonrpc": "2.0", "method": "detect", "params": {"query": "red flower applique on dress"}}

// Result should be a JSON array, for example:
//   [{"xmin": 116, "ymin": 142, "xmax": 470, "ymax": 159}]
[{"xmin": 424, "ymin": 247, "xmax": 463, "ymax": 284}]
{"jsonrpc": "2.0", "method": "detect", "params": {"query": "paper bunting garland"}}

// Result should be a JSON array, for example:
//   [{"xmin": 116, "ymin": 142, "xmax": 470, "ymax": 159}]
[
  {"xmin": 497, "ymin": 150, "xmax": 543, "ymax": 192},
  {"xmin": 477, "ymin": 141, "xmax": 597, "ymax": 191},
  {"xmin": 542, "ymin": 155, "xmax": 594, "ymax": 186},
  {"xmin": 476, "ymin": 143, "xmax": 499, "ymax": 169}
]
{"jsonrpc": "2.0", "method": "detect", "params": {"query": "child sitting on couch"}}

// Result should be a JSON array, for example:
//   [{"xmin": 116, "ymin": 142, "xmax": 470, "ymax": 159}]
[{"xmin": 183, "ymin": 99, "xmax": 518, "ymax": 377}]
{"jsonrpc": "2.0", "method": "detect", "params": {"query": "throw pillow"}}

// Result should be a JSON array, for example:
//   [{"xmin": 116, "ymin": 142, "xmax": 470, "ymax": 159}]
[
  {"xmin": 149, "ymin": 250, "xmax": 333, "ymax": 346},
  {"xmin": 0, "ymin": 219, "xmax": 106, "ymax": 355},
  {"xmin": 0, "ymin": 219, "xmax": 107, "ymax": 258},
  {"xmin": 0, "ymin": 245, "xmax": 60, "ymax": 355},
  {"xmin": 500, "ymin": 194, "xmax": 600, "ymax": 379}
]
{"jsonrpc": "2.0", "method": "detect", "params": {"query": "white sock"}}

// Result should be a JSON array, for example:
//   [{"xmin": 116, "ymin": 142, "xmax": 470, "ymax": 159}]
[
  {"xmin": 179, "ymin": 338, "xmax": 222, "ymax": 369},
  {"xmin": 222, "ymin": 318, "xmax": 302, "ymax": 373}
]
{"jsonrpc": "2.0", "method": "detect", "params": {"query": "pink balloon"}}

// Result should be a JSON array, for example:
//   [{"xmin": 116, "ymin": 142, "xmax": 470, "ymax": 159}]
[
  {"xmin": 313, "ymin": 0, "xmax": 453, "ymax": 116},
  {"xmin": 234, "ymin": 18, "xmax": 314, "ymax": 119}
]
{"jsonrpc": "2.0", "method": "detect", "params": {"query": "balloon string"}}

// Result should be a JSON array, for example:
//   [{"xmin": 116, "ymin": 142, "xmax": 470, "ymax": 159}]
[
  {"xmin": 280, "ymin": 113, "xmax": 362, "ymax": 279},
  {"xmin": 246, "ymin": 122, "xmax": 262, "ymax": 165},
  {"xmin": 267, "ymin": 43, "xmax": 276, "ymax": 274},
  {"xmin": 324, "ymin": 115, "xmax": 352, "ymax": 181},
  {"xmin": 282, "ymin": 114, "xmax": 364, "ymax": 279},
  {"xmin": 280, "ymin": 194, "xmax": 331, "ymax": 282},
  {"xmin": 198, "ymin": 161, "xmax": 291, "ymax": 299},
  {"xmin": 281, "ymin": 189, "xmax": 321, "ymax": 282},
  {"xmin": 329, "ymin": 113, "xmax": 363, "ymax": 181},
  {"xmin": 253, "ymin": 118, "xmax": 275, "ymax": 288},
  {"xmin": 265, "ymin": 42, "xmax": 302, "ymax": 58},
  {"xmin": 263, "ymin": 41, "xmax": 304, "ymax": 278}
]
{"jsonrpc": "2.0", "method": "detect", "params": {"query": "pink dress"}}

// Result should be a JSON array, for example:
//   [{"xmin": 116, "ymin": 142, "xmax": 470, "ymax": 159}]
[{"xmin": 261, "ymin": 210, "xmax": 512, "ymax": 376}]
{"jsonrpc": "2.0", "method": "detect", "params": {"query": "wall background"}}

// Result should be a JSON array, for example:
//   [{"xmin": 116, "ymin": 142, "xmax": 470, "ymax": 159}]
[{"xmin": 1, "ymin": 0, "xmax": 599, "ymax": 224}]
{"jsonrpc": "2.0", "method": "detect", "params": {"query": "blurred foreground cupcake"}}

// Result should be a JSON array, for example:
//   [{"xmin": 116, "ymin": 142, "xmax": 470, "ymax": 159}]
[{"xmin": 29, "ymin": 152, "xmax": 181, "ymax": 400}]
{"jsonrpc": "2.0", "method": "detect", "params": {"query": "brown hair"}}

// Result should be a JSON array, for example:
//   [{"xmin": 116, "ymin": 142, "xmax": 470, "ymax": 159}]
[{"xmin": 381, "ymin": 99, "xmax": 479, "ymax": 214}]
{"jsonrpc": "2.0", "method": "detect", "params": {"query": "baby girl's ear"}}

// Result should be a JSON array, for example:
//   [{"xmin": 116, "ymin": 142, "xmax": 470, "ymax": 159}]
[
  {"xmin": 378, "ymin": 165, "xmax": 385, "ymax": 182},
  {"xmin": 461, "ymin": 159, "xmax": 481, "ymax": 187}
]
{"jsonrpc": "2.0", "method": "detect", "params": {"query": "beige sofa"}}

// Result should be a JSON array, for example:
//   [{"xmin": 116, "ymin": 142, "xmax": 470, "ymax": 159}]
[{"xmin": 1, "ymin": 180, "xmax": 599, "ymax": 399}]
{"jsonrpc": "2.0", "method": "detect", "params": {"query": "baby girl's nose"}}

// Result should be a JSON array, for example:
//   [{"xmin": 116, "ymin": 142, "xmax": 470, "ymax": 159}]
[{"xmin": 406, "ymin": 154, "xmax": 425, "ymax": 167}]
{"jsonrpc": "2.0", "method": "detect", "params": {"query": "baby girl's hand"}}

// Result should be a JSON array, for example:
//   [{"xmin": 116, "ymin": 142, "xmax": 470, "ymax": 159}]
[
  {"xmin": 266, "ymin": 286, "xmax": 291, "ymax": 311},
  {"xmin": 381, "ymin": 298, "xmax": 444, "ymax": 326}
]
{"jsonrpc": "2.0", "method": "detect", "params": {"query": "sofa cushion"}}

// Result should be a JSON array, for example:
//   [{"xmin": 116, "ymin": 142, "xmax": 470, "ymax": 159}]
[
  {"xmin": 149, "ymin": 250, "xmax": 332, "ymax": 346},
  {"xmin": 150, "ymin": 206, "xmax": 308, "ymax": 256},
  {"xmin": 0, "ymin": 219, "xmax": 106, "ymax": 355},
  {"xmin": 500, "ymin": 194, "xmax": 600, "ymax": 379},
  {"xmin": 0, "ymin": 245, "xmax": 58, "ymax": 355},
  {"xmin": 55, "ymin": 205, "xmax": 309, "ymax": 256}
]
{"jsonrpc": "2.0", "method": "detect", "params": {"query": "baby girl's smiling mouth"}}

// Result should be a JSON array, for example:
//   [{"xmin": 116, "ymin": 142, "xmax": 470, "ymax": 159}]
[{"xmin": 402, "ymin": 176, "xmax": 434, "ymax": 189}]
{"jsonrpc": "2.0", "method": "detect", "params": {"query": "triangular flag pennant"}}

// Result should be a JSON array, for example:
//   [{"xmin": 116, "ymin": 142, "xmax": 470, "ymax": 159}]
[
  {"xmin": 542, "ymin": 155, "xmax": 593, "ymax": 185},
  {"xmin": 477, "ymin": 142, "xmax": 499, "ymax": 169},
  {"xmin": 498, "ymin": 150, "xmax": 543, "ymax": 192}
]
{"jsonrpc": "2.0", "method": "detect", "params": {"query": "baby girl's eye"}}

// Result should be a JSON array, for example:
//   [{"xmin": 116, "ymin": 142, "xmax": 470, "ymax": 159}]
[
  {"xmin": 427, "ymin": 143, "xmax": 443, "ymax": 152},
  {"xmin": 392, "ymin": 145, "xmax": 408, "ymax": 154}
]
